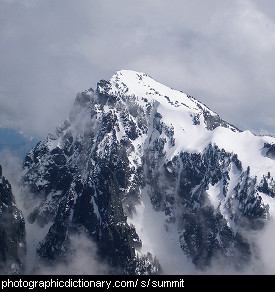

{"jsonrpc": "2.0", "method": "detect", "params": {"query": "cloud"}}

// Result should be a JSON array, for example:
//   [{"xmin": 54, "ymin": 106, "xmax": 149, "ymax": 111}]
[
  {"xmin": 250, "ymin": 217, "xmax": 275, "ymax": 274},
  {"xmin": 0, "ymin": 148, "xmax": 22, "ymax": 185},
  {"xmin": 1, "ymin": 0, "xmax": 275, "ymax": 138}
]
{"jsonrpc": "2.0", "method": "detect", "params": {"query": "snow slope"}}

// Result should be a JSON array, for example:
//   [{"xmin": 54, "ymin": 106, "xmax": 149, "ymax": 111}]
[{"xmin": 107, "ymin": 70, "xmax": 275, "ymax": 177}]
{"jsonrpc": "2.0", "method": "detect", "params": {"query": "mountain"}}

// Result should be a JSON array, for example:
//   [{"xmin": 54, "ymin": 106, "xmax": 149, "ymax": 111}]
[
  {"xmin": 19, "ymin": 70, "xmax": 275, "ymax": 274},
  {"xmin": 0, "ymin": 164, "xmax": 26, "ymax": 274}
]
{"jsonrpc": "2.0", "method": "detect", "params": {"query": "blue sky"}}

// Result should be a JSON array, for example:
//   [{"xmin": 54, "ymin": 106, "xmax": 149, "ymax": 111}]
[{"xmin": 0, "ymin": 127, "xmax": 38, "ymax": 157}]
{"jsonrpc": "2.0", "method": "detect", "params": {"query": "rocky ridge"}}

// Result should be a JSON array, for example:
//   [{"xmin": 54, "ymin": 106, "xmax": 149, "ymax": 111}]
[{"xmin": 13, "ymin": 70, "xmax": 275, "ymax": 274}]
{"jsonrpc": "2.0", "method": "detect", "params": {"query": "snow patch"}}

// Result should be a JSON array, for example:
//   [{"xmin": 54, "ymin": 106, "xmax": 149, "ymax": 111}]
[
  {"xmin": 207, "ymin": 182, "xmax": 223, "ymax": 210},
  {"xmin": 127, "ymin": 185, "xmax": 195, "ymax": 274}
]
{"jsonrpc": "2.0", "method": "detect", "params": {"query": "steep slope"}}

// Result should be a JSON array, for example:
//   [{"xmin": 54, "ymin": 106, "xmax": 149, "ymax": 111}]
[
  {"xmin": 0, "ymin": 165, "xmax": 26, "ymax": 274},
  {"xmin": 20, "ymin": 70, "xmax": 275, "ymax": 274}
]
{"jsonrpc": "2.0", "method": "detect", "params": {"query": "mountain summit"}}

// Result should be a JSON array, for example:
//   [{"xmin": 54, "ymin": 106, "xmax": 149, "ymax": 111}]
[{"xmin": 19, "ymin": 70, "xmax": 275, "ymax": 274}]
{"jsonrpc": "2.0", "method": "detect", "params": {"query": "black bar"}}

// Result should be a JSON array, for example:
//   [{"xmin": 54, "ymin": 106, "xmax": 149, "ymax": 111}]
[{"xmin": 0, "ymin": 275, "xmax": 274, "ymax": 291}]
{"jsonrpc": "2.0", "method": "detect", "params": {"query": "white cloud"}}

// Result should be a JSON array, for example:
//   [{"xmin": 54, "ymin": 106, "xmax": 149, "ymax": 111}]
[
  {"xmin": 254, "ymin": 218, "xmax": 275, "ymax": 274},
  {"xmin": 0, "ymin": 0, "xmax": 274, "ymax": 136}
]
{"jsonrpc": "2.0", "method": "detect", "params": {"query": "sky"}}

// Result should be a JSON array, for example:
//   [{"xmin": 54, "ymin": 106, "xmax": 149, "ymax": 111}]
[{"xmin": 0, "ymin": 0, "xmax": 275, "ymax": 139}]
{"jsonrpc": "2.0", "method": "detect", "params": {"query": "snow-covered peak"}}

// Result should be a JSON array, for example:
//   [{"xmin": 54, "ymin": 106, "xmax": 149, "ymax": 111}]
[
  {"xmin": 20, "ymin": 69, "xmax": 275, "ymax": 275},
  {"xmin": 106, "ymin": 69, "xmax": 211, "ymax": 113}
]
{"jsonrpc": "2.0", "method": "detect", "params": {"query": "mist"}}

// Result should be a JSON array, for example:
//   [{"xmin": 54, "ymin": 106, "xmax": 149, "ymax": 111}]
[
  {"xmin": 32, "ymin": 233, "xmax": 114, "ymax": 275},
  {"xmin": 0, "ymin": 148, "xmax": 22, "ymax": 185},
  {"xmin": 1, "ymin": 0, "xmax": 275, "ymax": 138},
  {"xmin": 251, "ymin": 218, "xmax": 275, "ymax": 274},
  {"xmin": 0, "ymin": 149, "xmax": 112, "ymax": 275}
]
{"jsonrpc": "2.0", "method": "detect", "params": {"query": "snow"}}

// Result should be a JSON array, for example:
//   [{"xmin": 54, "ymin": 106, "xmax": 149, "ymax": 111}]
[
  {"xmin": 127, "ymin": 185, "xmax": 195, "ymax": 274},
  {"xmin": 113, "ymin": 69, "xmax": 275, "ymax": 234},
  {"xmin": 91, "ymin": 195, "xmax": 101, "ymax": 223},
  {"xmin": 109, "ymin": 70, "xmax": 210, "ymax": 113},
  {"xmin": 207, "ymin": 182, "xmax": 223, "ymax": 210},
  {"xmin": 260, "ymin": 192, "xmax": 275, "ymax": 216},
  {"xmin": 110, "ymin": 70, "xmax": 275, "ymax": 179},
  {"xmin": 160, "ymin": 107, "xmax": 275, "ymax": 178},
  {"xmin": 212, "ymin": 128, "xmax": 275, "ymax": 178}
]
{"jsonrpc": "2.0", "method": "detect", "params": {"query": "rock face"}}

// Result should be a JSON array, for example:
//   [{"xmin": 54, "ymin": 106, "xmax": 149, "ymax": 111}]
[
  {"xmin": 0, "ymin": 165, "xmax": 26, "ymax": 274},
  {"xmin": 20, "ymin": 70, "xmax": 275, "ymax": 274}
]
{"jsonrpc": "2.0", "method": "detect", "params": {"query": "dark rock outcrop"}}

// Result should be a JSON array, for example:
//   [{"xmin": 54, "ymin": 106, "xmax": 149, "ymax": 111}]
[{"xmin": 0, "ymin": 165, "xmax": 26, "ymax": 274}]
